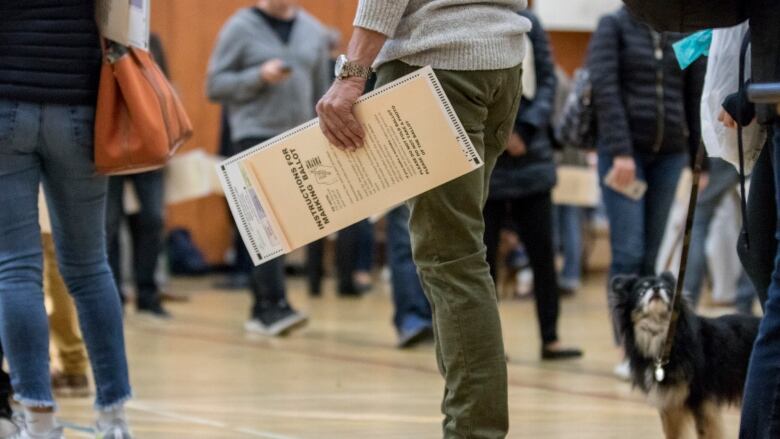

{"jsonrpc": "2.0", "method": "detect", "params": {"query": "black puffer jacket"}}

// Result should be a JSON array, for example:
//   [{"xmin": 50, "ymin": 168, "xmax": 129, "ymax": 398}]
[
  {"xmin": 623, "ymin": 0, "xmax": 779, "ymax": 124},
  {"xmin": 588, "ymin": 7, "xmax": 704, "ymax": 159},
  {"xmin": 489, "ymin": 10, "xmax": 557, "ymax": 200},
  {"xmin": 0, "ymin": 0, "xmax": 102, "ymax": 105}
]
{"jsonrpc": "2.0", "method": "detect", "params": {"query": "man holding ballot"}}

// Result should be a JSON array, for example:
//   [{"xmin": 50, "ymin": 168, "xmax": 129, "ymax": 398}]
[{"xmin": 316, "ymin": 1, "xmax": 531, "ymax": 437}]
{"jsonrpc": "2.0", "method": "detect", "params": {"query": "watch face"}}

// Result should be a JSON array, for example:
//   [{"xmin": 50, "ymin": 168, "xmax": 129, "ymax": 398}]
[{"xmin": 334, "ymin": 55, "xmax": 347, "ymax": 78}]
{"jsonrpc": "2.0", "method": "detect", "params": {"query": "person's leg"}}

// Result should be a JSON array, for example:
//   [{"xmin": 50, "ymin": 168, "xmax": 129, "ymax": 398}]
[
  {"xmin": 306, "ymin": 240, "xmax": 325, "ymax": 297},
  {"xmin": 641, "ymin": 152, "xmax": 688, "ymax": 277},
  {"xmin": 735, "ymin": 272, "xmax": 757, "ymax": 315},
  {"xmin": 482, "ymin": 199, "xmax": 506, "ymax": 284},
  {"xmin": 598, "ymin": 152, "xmax": 646, "ymax": 343},
  {"xmin": 43, "ymin": 233, "xmax": 90, "ymax": 397},
  {"xmin": 740, "ymin": 123, "xmax": 780, "ymax": 438},
  {"xmin": 355, "ymin": 220, "xmax": 374, "ymax": 273},
  {"xmin": 738, "ymin": 139, "xmax": 776, "ymax": 307},
  {"xmin": 0, "ymin": 101, "xmax": 55, "ymax": 412},
  {"xmin": 378, "ymin": 61, "xmax": 522, "ymax": 438},
  {"xmin": 683, "ymin": 158, "xmax": 739, "ymax": 306},
  {"xmin": 249, "ymin": 256, "xmax": 287, "ymax": 316},
  {"xmin": 127, "ymin": 170, "xmax": 166, "ymax": 312},
  {"xmin": 105, "ymin": 176, "xmax": 126, "ymax": 304},
  {"xmin": 511, "ymin": 192, "xmax": 560, "ymax": 346},
  {"xmin": 557, "ymin": 204, "xmax": 583, "ymax": 291},
  {"xmin": 335, "ymin": 224, "xmax": 359, "ymax": 295},
  {"xmin": 41, "ymin": 103, "xmax": 131, "ymax": 412},
  {"xmin": 386, "ymin": 205, "xmax": 431, "ymax": 340}
]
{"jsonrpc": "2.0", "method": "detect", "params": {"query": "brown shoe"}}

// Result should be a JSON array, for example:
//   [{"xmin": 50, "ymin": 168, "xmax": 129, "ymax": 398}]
[{"xmin": 51, "ymin": 372, "xmax": 91, "ymax": 398}]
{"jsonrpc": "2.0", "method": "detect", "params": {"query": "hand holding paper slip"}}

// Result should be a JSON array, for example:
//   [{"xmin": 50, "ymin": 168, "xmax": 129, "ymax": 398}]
[{"xmin": 217, "ymin": 66, "xmax": 482, "ymax": 266}]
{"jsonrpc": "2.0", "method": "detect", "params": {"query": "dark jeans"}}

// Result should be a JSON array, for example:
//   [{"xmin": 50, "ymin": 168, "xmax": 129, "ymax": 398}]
[
  {"xmin": 232, "ymin": 137, "xmax": 290, "ymax": 314},
  {"xmin": 553, "ymin": 204, "xmax": 584, "ymax": 289},
  {"xmin": 250, "ymin": 256, "xmax": 287, "ymax": 315},
  {"xmin": 306, "ymin": 240, "xmax": 325, "ymax": 296},
  {"xmin": 685, "ymin": 158, "xmax": 756, "ymax": 310},
  {"xmin": 335, "ymin": 220, "xmax": 374, "ymax": 294},
  {"xmin": 483, "ymin": 191, "xmax": 560, "ymax": 345},
  {"xmin": 387, "ymin": 206, "xmax": 431, "ymax": 334},
  {"xmin": 741, "ymin": 123, "xmax": 780, "ymax": 438},
  {"xmin": 598, "ymin": 151, "xmax": 687, "ymax": 343},
  {"xmin": 106, "ymin": 170, "xmax": 165, "ymax": 307}
]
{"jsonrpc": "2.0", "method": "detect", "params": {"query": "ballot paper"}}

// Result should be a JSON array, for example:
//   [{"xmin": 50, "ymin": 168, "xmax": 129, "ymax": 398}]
[
  {"xmin": 218, "ymin": 66, "xmax": 481, "ymax": 265},
  {"xmin": 95, "ymin": 0, "xmax": 150, "ymax": 50}
]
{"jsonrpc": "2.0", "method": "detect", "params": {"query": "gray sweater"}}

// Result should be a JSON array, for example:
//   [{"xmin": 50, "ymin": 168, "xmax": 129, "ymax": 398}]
[
  {"xmin": 354, "ymin": 0, "xmax": 532, "ymax": 71},
  {"xmin": 207, "ymin": 8, "xmax": 332, "ymax": 142}
]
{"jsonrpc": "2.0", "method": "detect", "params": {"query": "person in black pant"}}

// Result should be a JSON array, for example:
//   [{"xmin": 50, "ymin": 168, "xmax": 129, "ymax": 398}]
[
  {"xmin": 207, "ymin": 0, "xmax": 332, "ymax": 336},
  {"xmin": 738, "ymin": 140, "xmax": 776, "ymax": 307},
  {"xmin": 483, "ymin": 10, "xmax": 582, "ymax": 361},
  {"xmin": 105, "ymin": 33, "xmax": 171, "ymax": 318}
]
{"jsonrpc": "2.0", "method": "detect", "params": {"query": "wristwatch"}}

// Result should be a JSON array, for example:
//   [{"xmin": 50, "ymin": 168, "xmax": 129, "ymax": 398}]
[{"xmin": 334, "ymin": 54, "xmax": 372, "ymax": 80}]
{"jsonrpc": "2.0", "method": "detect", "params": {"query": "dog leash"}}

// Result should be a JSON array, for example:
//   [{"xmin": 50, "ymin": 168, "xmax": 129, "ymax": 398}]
[
  {"xmin": 654, "ymin": 29, "xmax": 753, "ymax": 383},
  {"xmin": 654, "ymin": 144, "xmax": 705, "ymax": 382}
]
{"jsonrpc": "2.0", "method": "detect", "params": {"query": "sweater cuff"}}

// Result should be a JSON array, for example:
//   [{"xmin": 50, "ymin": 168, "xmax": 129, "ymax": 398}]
[
  {"xmin": 239, "ymin": 66, "xmax": 265, "ymax": 93},
  {"xmin": 353, "ymin": 0, "xmax": 408, "ymax": 38}
]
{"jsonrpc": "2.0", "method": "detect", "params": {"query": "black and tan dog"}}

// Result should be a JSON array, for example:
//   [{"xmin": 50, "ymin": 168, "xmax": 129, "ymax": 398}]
[{"xmin": 610, "ymin": 273, "xmax": 760, "ymax": 439}]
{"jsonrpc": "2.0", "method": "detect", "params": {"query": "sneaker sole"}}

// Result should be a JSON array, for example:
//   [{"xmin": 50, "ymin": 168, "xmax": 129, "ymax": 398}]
[{"xmin": 268, "ymin": 314, "xmax": 309, "ymax": 336}]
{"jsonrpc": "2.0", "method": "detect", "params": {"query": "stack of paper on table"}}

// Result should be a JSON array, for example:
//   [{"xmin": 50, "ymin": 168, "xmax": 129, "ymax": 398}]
[{"xmin": 217, "ymin": 66, "xmax": 482, "ymax": 265}]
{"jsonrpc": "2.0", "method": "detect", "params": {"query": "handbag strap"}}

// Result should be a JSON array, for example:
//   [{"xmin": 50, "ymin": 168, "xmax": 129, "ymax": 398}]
[{"xmin": 654, "ymin": 142, "xmax": 705, "ymax": 380}]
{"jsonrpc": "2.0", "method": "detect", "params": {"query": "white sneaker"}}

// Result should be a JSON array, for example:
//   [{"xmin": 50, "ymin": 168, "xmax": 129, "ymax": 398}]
[
  {"xmin": 95, "ymin": 419, "xmax": 133, "ymax": 439},
  {"xmin": 613, "ymin": 360, "xmax": 631, "ymax": 381},
  {"xmin": 9, "ymin": 426, "xmax": 64, "ymax": 439},
  {"xmin": 0, "ymin": 417, "xmax": 19, "ymax": 439}
]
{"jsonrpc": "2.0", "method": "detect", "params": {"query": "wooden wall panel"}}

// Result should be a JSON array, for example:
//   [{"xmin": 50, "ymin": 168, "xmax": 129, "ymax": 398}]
[
  {"xmin": 153, "ymin": 1, "xmax": 589, "ymax": 264},
  {"xmin": 152, "ymin": 1, "xmax": 358, "ymax": 264},
  {"xmin": 549, "ymin": 31, "xmax": 592, "ymax": 75}
]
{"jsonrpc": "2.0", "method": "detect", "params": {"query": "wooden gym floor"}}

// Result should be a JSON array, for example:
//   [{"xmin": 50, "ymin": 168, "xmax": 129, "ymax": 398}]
[{"xmin": 55, "ymin": 274, "xmax": 741, "ymax": 438}]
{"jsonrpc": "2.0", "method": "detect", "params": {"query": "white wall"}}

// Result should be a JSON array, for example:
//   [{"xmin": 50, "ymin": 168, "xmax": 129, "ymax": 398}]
[{"xmin": 535, "ymin": 0, "xmax": 622, "ymax": 31}]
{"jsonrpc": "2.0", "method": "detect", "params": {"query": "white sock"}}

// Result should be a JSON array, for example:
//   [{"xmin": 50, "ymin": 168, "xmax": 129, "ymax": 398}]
[
  {"xmin": 97, "ymin": 405, "xmax": 126, "ymax": 428},
  {"xmin": 24, "ymin": 408, "xmax": 57, "ymax": 435}
]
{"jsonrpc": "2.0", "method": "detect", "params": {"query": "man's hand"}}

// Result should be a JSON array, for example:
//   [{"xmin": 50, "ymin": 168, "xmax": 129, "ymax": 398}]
[
  {"xmin": 611, "ymin": 155, "xmax": 636, "ymax": 188},
  {"xmin": 260, "ymin": 59, "xmax": 291, "ymax": 85},
  {"xmin": 316, "ymin": 77, "xmax": 366, "ymax": 151},
  {"xmin": 718, "ymin": 108, "xmax": 738, "ymax": 129},
  {"xmin": 506, "ymin": 132, "xmax": 527, "ymax": 157}
]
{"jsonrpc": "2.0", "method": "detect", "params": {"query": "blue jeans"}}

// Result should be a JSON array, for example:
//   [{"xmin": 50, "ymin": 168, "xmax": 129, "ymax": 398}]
[
  {"xmin": 598, "ymin": 151, "xmax": 688, "ymax": 342},
  {"xmin": 386, "ymin": 206, "xmax": 431, "ymax": 334},
  {"xmin": 554, "ymin": 204, "xmax": 583, "ymax": 289},
  {"xmin": 0, "ymin": 100, "xmax": 131, "ymax": 408},
  {"xmin": 741, "ymin": 122, "xmax": 780, "ymax": 438},
  {"xmin": 683, "ymin": 158, "xmax": 754, "ymax": 306},
  {"xmin": 106, "ymin": 170, "xmax": 165, "ymax": 307}
]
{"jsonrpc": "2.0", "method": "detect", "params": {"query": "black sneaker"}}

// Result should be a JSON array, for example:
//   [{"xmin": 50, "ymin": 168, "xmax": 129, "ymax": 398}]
[
  {"xmin": 136, "ymin": 301, "xmax": 172, "ymax": 319},
  {"xmin": 245, "ymin": 303, "xmax": 307, "ymax": 336}
]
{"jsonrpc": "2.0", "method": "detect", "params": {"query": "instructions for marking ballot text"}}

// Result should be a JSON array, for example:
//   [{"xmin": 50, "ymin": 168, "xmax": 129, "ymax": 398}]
[{"xmin": 217, "ymin": 66, "xmax": 482, "ymax": 265}]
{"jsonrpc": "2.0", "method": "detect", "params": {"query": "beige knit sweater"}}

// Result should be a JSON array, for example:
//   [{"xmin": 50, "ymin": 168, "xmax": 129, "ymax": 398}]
[{"xmin": 354, "ymin": 0, "xmax": 531, "ymax": 71}]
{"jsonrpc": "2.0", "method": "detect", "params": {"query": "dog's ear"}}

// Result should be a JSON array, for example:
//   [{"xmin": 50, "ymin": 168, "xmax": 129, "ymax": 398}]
[
  {"xmin": 610, "ymin": 275, "xmax": 639, "ymax": 297},
  {"xmin": 609, "ymin": 274, "xmax": 639, "ymax": 313},
  {"xmin": 660, "ymin": 271, "xmax": 677, "ymax": 288}
]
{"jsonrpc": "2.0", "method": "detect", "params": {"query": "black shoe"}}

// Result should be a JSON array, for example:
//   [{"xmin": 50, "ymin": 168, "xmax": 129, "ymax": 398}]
[
  {"xmin": 541, "ymin": 346, "xmax": 583, "ymax": 361},
  {"xmin": 137, "ymin": 301, "xmax": 172, "ymax": 319},
  {"xmin": 245, "ymin": 303, "xmax": 308, "ymax": 336}
]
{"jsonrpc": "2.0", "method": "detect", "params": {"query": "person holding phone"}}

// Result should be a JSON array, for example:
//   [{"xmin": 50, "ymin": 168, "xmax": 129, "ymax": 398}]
[
  {"xmin": 207, "ymin": 0, "xmax": 332, "ymax": 336},
  {"xmin": 587, "ymin": 6, "xmax": 704, "ymax": 378}
]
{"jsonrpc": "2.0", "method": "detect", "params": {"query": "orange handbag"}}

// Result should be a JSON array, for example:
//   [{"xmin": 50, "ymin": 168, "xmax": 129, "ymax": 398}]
[{"xmin": 94, "ymin": 41, "xmax": 192, "ymax": 175}]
